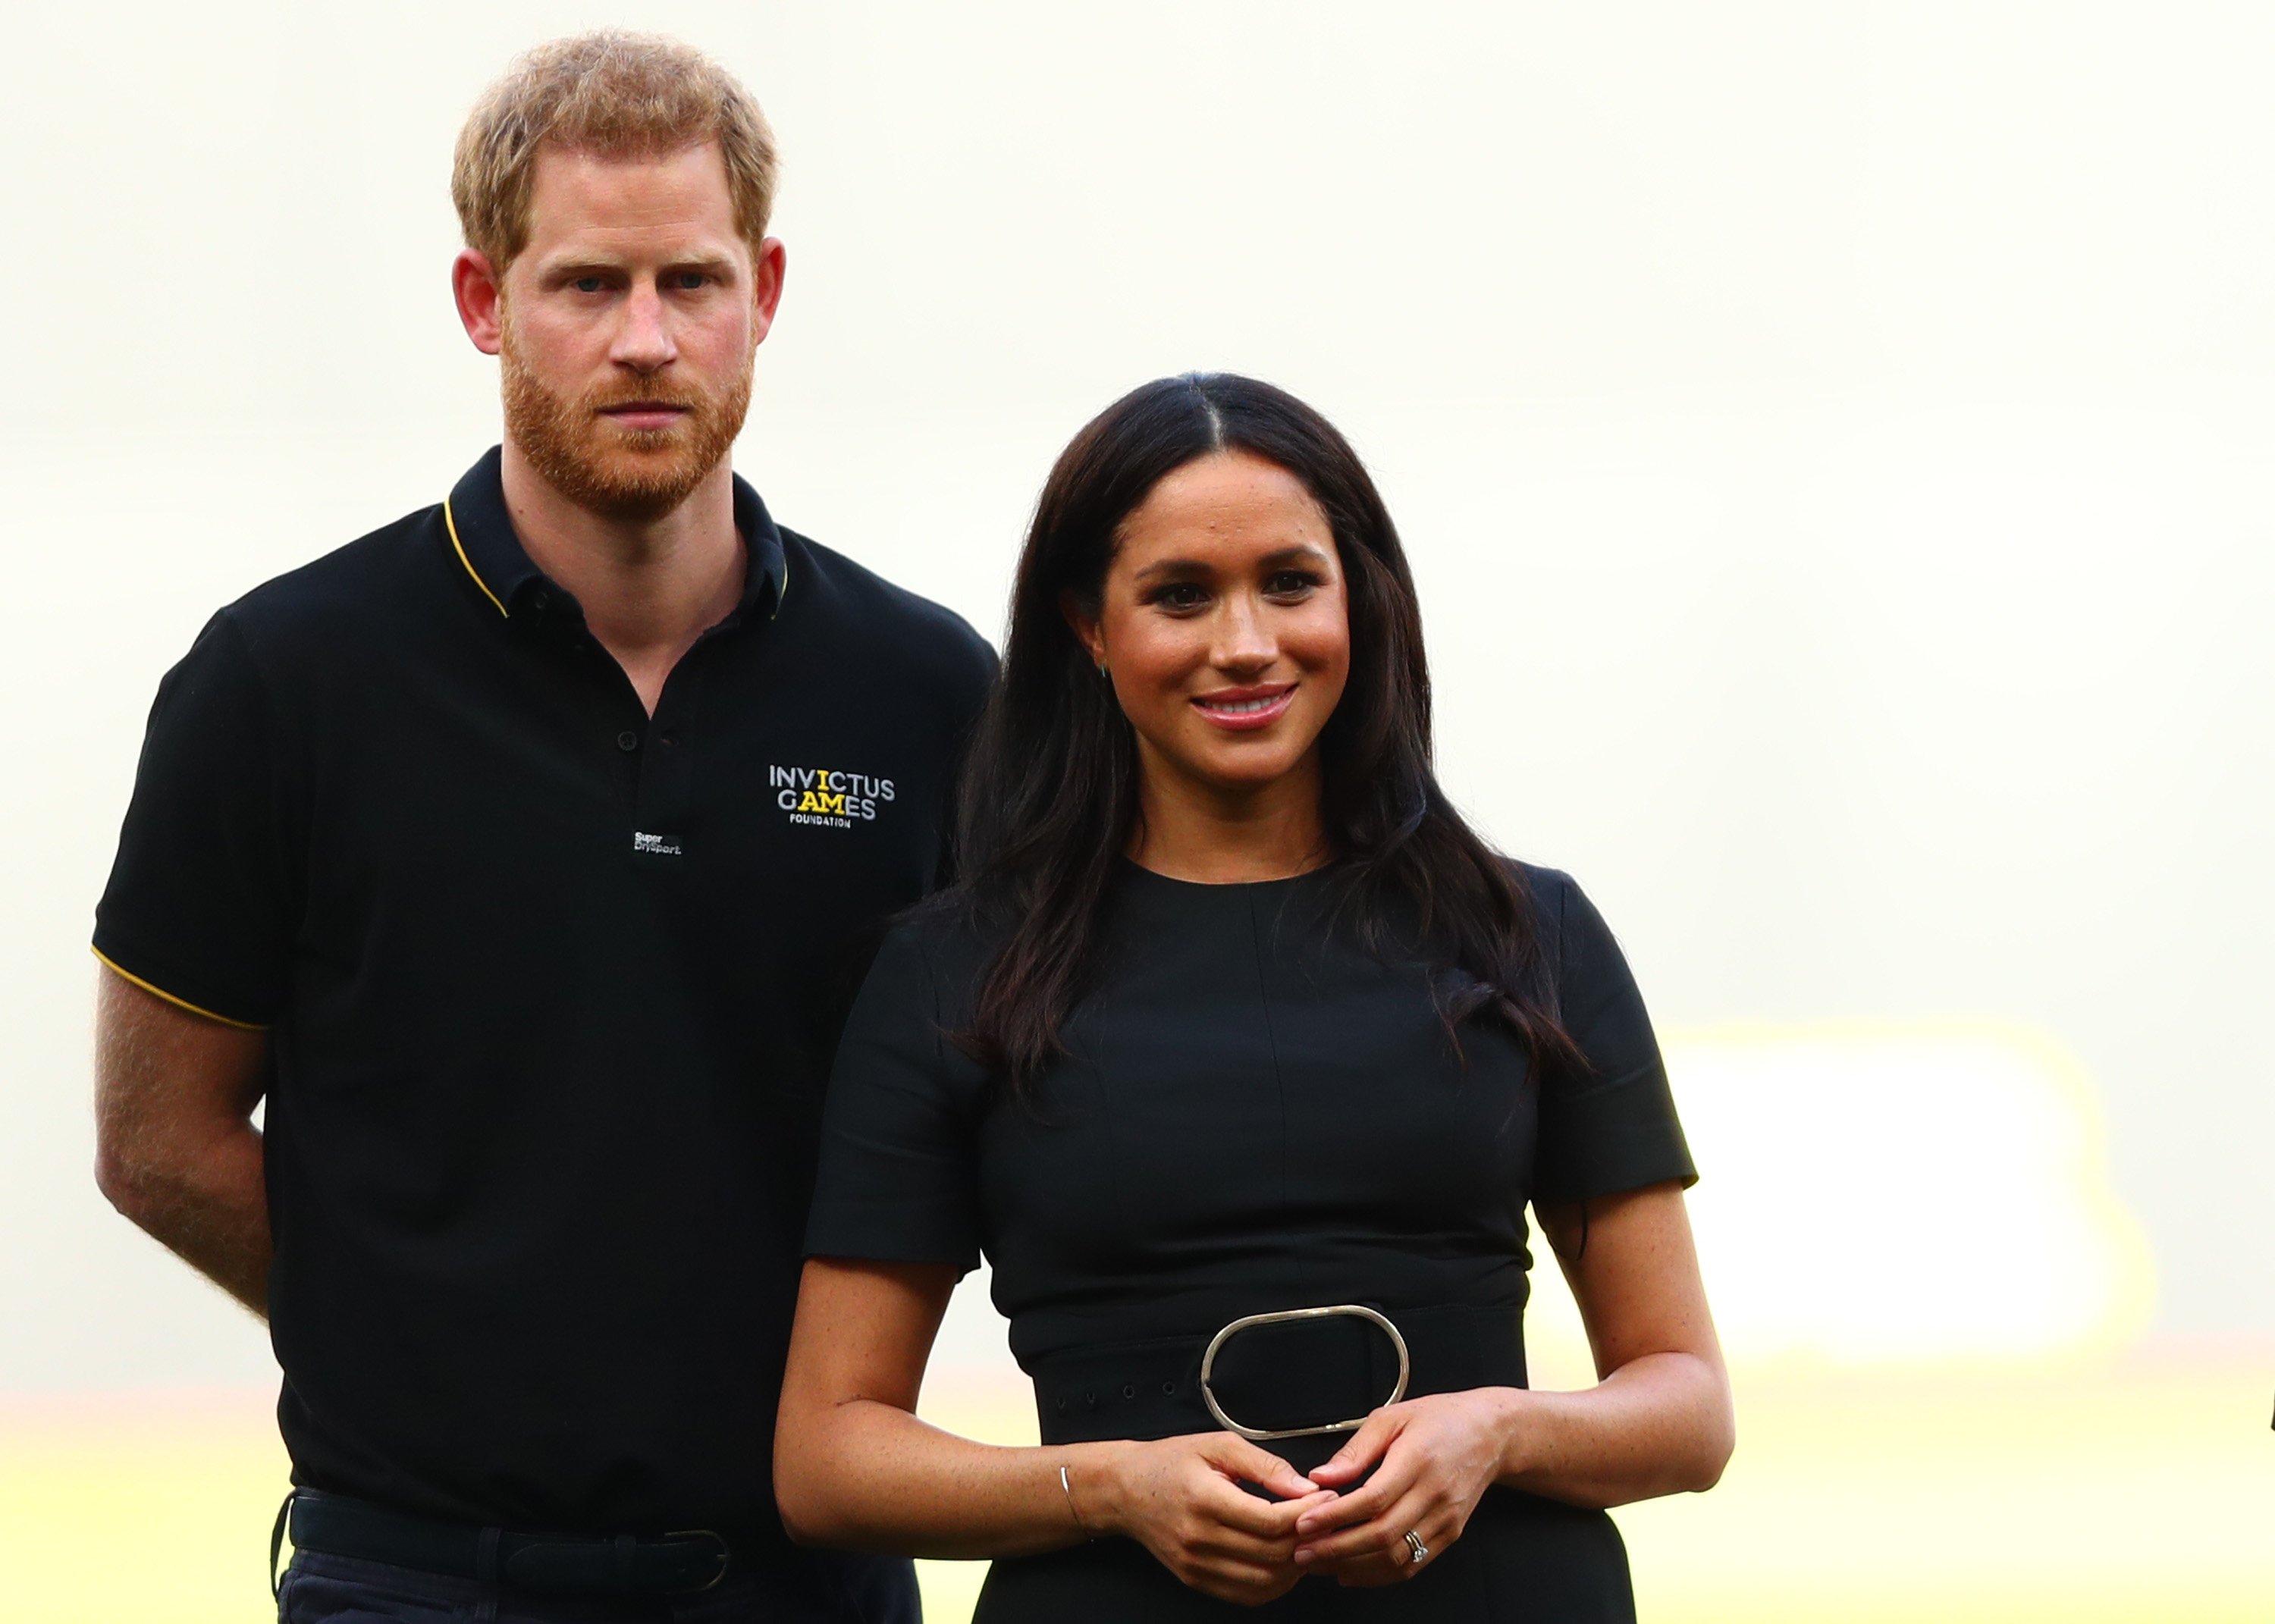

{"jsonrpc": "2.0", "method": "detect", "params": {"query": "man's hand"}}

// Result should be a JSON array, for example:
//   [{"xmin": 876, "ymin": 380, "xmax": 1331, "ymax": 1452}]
[{"xmin": 93, "ymin": 967, "xmax": 272, "ymax": 1315}]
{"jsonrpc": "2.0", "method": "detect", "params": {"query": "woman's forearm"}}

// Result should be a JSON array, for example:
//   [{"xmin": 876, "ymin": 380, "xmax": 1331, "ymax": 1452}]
[
  {"xmin": 1493, "ymin": 1351, "xmax": 1734, "ymax": 1509},
  {"xmin": 776, "ymin": 1395, "xmax": 1119, "ymax": 1559}
]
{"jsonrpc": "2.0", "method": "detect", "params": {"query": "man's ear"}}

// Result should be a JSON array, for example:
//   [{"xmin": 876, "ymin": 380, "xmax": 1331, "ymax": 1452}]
[
  {"xmin": 453, "ymin": 249, "xmax": 505, "ymax": 356},
  {"xmin": 1059, "ymin": 590, "xmax": 1107, "ymax": 670},
  {"xmin": 748, "ymin": 237, "xmax": 788, "ymax": 348}
]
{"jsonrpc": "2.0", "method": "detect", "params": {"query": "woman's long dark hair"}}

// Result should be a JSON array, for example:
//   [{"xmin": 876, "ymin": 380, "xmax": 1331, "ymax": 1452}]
[{"xmin": 948, "ymin": 372, "xmax": 1583, "ymax": 1097}]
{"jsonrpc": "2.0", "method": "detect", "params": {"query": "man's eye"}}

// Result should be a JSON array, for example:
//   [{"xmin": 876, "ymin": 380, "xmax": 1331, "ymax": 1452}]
[
  {"xmin": 573, "ymin": 276, "xmax": 607, "ymax": 294},
  {"xmin": 673, "ymin": 271, "xmax": 709, "ymax": 290}
]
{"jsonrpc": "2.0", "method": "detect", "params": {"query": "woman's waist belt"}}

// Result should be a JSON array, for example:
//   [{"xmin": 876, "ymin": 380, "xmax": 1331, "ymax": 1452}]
[{"xmin": 1030, "ymin": 1303, "xmax": 1528, "ymax": 1448}]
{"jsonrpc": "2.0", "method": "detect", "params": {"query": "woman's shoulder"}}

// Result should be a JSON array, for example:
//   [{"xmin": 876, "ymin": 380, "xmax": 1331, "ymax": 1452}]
[
  {"xmin": 1497, "ymin": 857, "xmax": 1646, "ymax": 1003},
  {"xmin": 1499, "ymin": 857, "xmax": 1627, "ymax": 974},
  {"xmin": 869, "ymin": 891, "xmax": 1011, "ymax": 999},
  {"xmin": 1502, "ymin": 855, "xmax": 1577, "ymax": 930}
]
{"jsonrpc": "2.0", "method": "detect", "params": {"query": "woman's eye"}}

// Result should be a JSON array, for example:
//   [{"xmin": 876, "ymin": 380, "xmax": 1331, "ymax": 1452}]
[
  {"xmin": 1151, "ymin": 583, "xmax": 1207, "ymax": 611},
  {"xmin": 1266, "ymin": 570, "xmax": 1320, "ymax": 597}
]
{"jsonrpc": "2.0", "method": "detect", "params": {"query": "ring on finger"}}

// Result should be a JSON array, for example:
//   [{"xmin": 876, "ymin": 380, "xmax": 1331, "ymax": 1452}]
[{"xmin": 1404, "ymin": 1530, "xmax": 1429, "ymax": 1565}]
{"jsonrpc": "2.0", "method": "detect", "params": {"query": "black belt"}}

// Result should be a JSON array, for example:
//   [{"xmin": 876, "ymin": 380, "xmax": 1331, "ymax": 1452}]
[
  {"xmin": 1031, "ymin": 1303, "xmax": 1528, "ymax": 1466},
  {"xmin": 278, "ymin": 1490, "xmax": 734, "ymax": 1598}
]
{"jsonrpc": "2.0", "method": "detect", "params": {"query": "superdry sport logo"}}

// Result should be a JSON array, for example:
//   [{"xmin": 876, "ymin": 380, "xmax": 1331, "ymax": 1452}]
[{"xmin": 770, "ymin": 763, "xmax": 896, "ymax": 830}]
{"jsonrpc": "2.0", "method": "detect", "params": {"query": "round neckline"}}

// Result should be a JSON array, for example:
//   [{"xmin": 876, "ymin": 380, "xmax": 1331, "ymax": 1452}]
[{"xmin": 1114, "ymin": 854, "xmax": 1336, "ymax": 892}]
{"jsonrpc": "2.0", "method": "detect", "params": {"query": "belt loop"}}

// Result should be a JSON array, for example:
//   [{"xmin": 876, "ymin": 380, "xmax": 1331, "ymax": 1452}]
[
  {"xmin": 269, "ymin": 1488, "xmax": 298, "ymax": 1601},
  {"xmin": 474, "ymin": 1526, "xmax": 501, "ymax": 1624}
]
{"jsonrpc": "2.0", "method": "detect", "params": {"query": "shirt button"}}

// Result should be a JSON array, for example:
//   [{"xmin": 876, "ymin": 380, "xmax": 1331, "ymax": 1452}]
[{"xmin": 616, "ymin": 730, "xmax": 639, "ymax": 753}]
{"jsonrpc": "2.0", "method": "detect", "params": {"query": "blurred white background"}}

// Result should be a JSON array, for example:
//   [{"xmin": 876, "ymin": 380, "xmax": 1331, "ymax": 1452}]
[{"xmin": 4, "ymin": 1, "xmax": 2270, "ymax": 1398}]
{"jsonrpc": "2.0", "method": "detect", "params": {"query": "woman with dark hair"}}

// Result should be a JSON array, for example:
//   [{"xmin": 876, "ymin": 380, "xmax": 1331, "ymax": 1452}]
[{"xmin": 775, "ymin": 374, "xmax": 1731, "ymax": 1621}]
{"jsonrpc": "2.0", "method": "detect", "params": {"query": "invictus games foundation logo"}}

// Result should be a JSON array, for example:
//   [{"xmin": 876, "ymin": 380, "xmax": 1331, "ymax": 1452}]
[{"xmin": 770, "ymin": 763, "xmax": 896, "ymax": 830}]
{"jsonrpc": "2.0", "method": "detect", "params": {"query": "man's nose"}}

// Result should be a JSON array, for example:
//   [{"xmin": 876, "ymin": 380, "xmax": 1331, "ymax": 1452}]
[{"xmin": 611, "ymin": 281, "xmax": 678, "ymax": 373}]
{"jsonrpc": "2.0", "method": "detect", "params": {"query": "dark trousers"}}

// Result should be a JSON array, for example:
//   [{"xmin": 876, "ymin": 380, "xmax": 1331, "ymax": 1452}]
[{"xmin": 278, "ymin": 1547, "xmax": 922, "ymax": 1624}]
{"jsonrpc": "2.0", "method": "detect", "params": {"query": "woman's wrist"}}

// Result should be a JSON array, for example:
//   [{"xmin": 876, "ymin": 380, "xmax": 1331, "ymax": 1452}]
[
  {"xmin": 1059, "ymin": 1441, "xmax": 1131, "ymax": 1538},
  {"xmin": 1486, "ymin": 1384, "xmax": 1548, "ymax": 1482}
]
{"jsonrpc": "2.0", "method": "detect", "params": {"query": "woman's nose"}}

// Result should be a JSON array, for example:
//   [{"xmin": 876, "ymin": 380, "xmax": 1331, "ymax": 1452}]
[{"xmin": 1212, "ymin": 597, "xmax": 1277, "ymax": 672}]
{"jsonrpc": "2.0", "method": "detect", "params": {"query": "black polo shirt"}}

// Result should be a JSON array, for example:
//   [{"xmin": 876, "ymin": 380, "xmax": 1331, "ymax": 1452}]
[{"xmin": 94, "ymin": 448, "xmax": 996, "ymax": 1555}]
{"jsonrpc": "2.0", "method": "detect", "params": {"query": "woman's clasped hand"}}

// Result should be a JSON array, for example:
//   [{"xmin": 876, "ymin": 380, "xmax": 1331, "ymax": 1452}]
[
  {"xmin": 1075, "ymin": 1388, "xmax": 1525, "ymax": 1599},
  {"xmin": 1292, "ymin": 1391, "xmax": 1522, "ymax": 1585},
  {"xmin": 1070, "ymin": 1434, "xmax": 1335, "ymax": 1606}
]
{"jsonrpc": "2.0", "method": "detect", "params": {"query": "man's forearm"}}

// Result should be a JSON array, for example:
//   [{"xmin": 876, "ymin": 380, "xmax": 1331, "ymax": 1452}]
[
  {"xmin": 98, "ymin": 1121, "xmax": 271, "ymax": 1315},
  {"xmin": 94, "ymin": 968, "xmax": 276, "ymax": 1316}
]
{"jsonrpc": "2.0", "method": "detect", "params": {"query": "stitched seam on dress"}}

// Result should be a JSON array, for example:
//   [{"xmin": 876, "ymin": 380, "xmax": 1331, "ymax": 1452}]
[{"xmin": 1244, "ymin": 888, "xmax": 1291, "ymax": 1212}]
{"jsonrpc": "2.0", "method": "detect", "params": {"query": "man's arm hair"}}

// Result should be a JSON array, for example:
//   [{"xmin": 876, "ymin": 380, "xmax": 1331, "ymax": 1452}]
[{"xmin": 93, "ymin": 967, "xmax": 272, "ymax": 1316}]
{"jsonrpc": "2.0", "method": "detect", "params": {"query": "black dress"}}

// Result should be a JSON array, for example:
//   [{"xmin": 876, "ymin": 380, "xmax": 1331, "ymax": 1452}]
[{"xmin": 805, "ymin": 861, "xmax": 1696, "ymax": 1622}]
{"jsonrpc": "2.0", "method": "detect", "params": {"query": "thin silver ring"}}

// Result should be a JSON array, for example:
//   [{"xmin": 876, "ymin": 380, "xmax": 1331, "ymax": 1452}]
[
  {"xmin": 1404, "ymin": 1530, "xmax": 1429, "ymax": 1565},
  {"xmin": 1197, "ymin": 1304, "xmax": 1410, "ymax": 1441}
]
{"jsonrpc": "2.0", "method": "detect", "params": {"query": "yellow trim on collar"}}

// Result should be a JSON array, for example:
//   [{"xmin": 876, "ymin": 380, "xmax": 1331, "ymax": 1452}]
[
  {"xmin": 444, "ymin": 497, "xmax": 509, "ymax": 619},
  {"xmin": 92, "ymin": 948, "xmax": 271, "ymax": 1032}
]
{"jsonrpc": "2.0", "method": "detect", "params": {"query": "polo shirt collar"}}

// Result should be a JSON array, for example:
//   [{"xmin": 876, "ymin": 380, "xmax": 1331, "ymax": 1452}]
[{"xmin": 444, "ymin": 445, "xmax": 789, "ymax": 622}]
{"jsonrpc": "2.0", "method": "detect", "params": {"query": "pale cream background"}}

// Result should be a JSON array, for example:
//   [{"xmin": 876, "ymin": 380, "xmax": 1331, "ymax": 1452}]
[
  {"xmin": 3, "ymin": 0, "xmax": 2267, "ymax": 1460},
  {"xmin": 7, "ymin": 5, "xmax": 2273, "ymax": 1619}
]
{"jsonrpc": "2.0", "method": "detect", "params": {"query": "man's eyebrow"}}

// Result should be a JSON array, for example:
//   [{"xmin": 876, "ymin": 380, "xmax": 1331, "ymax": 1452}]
[
  {"xmin": 1129, "ymin": 544, "xmax": 1332, "ymax": 584},
  {"xmin": 534, "ymin": 253, "xmax": 742, "ymax": 280},
  {"xmin": 535, "ymin": 256, "xmax": 624, "ymax": 280}
]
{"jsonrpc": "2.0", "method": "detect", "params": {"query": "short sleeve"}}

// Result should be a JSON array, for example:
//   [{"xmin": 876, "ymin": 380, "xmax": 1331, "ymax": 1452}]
[
  {"xmin": 804, "ymin": 923, "xmax": 985, "ymax": 1275},
  {"xmin": 93, "ymin": 610, "xmax": 295, "ymax": 1029},
  {"xmin": 1530, "ymin": 871, "xmax": 1697, "ymax": 1204}
]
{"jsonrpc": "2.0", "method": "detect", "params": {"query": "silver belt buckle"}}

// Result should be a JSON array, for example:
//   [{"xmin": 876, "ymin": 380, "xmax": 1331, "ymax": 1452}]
[{"xmin": 1198, "ymin": 1304, "xmax": 1410, "ymax": 1441}]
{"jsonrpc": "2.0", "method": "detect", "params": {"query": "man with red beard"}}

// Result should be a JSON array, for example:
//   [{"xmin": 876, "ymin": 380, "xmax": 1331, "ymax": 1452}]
[{"xmin": 89, "ymin": 33, "xmax": 991, "ymax": 1622}]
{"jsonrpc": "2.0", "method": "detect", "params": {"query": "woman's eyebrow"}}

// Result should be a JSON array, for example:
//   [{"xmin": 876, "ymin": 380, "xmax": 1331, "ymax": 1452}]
[
  {"xmin": 1256, "ymin": 544, "xmax": 1334, "ymax": 569},
  {"xmin": 1130, "ymin": 557, "xmax": 1216, "ymax": 584},
  {"xmin": 1130, "ymin": 544, "xmax": 1332, "ymax": 585}
]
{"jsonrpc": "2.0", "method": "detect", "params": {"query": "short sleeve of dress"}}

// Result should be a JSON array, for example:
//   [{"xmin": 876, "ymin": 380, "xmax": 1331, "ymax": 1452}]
[
  {"xmin": 805, "ymin": 922, "xmax": 985, "ymax": 1276},
  {"xmin": 93, "ymin": 610, "xmax": 295, "ymax": 1029},
  {"xmin": 1530, "ymin": 870, "xmax": 1698, "ymax": 1204}
]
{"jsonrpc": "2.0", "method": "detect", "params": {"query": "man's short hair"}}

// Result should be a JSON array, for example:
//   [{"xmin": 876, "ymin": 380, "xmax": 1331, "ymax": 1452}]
[{"xmin": 453, "ymin": 31, "xmax": 779, "ymax": 271}]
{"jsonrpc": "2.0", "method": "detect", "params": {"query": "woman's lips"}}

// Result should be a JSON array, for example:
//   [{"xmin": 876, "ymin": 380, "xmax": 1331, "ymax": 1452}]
[{"xmin": 1191, "ymin": 684, "xmax": 1297, "ymax": 732}]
